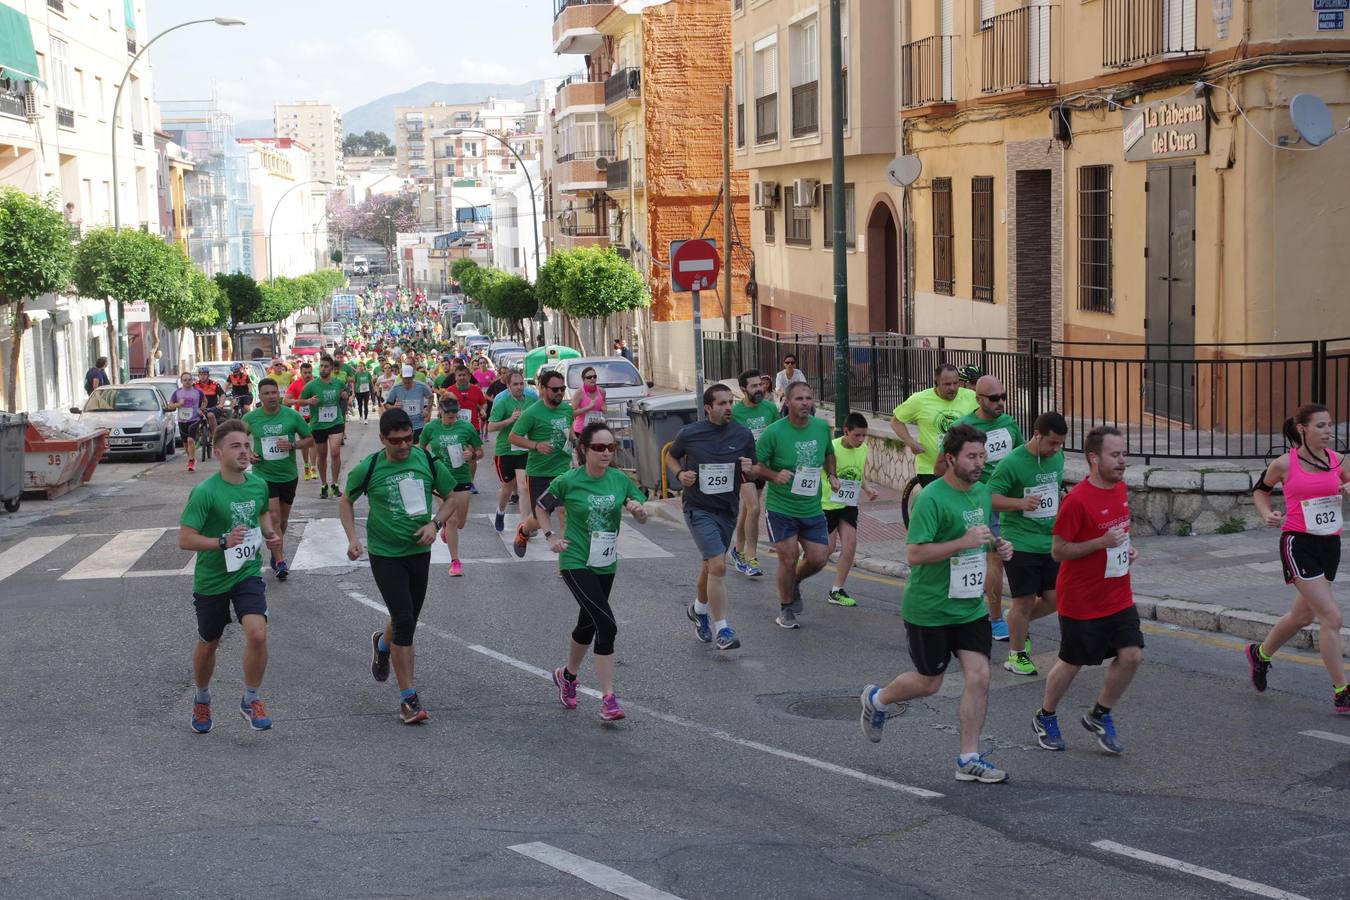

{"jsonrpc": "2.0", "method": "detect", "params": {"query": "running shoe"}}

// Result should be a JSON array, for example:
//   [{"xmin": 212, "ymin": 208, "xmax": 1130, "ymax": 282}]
[
  {"xmin": 552, "ymin": 667, "xmax": 578, "ymax": 710},
  {"xmin": 730, "ymin": 547, "xmax": 749, "ymax": 575},
  {"xmin": 600, "ymin": 693, "xmax": 626, "ymax": 721},
  {"xmin": 1032, "ymin": 710, "xmax": 1065, "ymax": 751},
  {"xmin": 715, "ymin": 627, "xmax": 741, "ymax": 650},
  {"xmin": 468, "ymin": 482, "xmax": 478, "ymax": 495},
  {"xmin": 275, "ymin": 559, "xmax": 289, "ymax": 582},
  {"xmin": 827, "ymin": 587, "xmax": 857, "ymax": 607},
  {"xmin": 1004, "ymin": 650, "xmax": 1037, "ymax": 676},
  {"xmin": 320, "ymin": 484, "xmax": 329, "ymax": 500},
  {"xmin": 1245, "ymin": 642, "xmax": 1270, "ymax": 693},
  {"xmin": 190, "ymin": 700, "xmax": 212, "ymax": 734},
  {"xmin": 686, "ymin": 604, "xmax": 712, "ymax": 643},
  {"xmin": 744, "ymin": 556, "xmax": 764, "ymax": 578},
  {"xmin": 955, "ymin": 754, "xmax": 1009, "ymax": 783},
  {"xmin": 1082, "ymin": 711, "xmax": 1123, "ymax": 754},
  {"xmin": 449, "ymin": 559, "xmax": 463, "ymax": 577},
  {"xmin": 509, "ymin": 493, "xmax": 518, "ymax": 505},
  {"xmin": 513, "ymin": 526, "xmax": 529, "ymax": 558},
  {"xmin": 775, "ymin": 606, "xmax": 800, "ymax": 629},
  {"xmin": 1335, "ymin": 685, "xmax": 1350, "ymax": 715},
  {"xmin": 239, "ymin": 698, "xmax": 272, "ymax": 731},
  {"xmin": 493, "ymin": 510, "xmax": 505, "ymax": 533},
  {"xmin": 187, "ymin": 459, "xmax": 195, "ymax": 473},
  {"xmin": 330, "ymin": 483, "xmax": 342, "ymax": 499},
  {"xmin": 399, "ymin": 693, "xmax": 429, "ymax": 725},
  {"xmin": 370, "ymin": 630, "xmax": 390, "ymax": 683},
  {"xmin": 859, "ymin": 684, "xmax": 886, "ymax": 743},
  {"xmin": 304, "ymin": 466, "xmax": 316, "ymax": 481},
  {"xmin": 991, "ymin": 617, "xmax": 1010, "ymax": 641}
]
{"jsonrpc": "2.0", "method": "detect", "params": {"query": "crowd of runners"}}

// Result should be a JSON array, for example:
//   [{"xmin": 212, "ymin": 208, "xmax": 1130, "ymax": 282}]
[{"xmin": 173, "ymin": 342, "xmax": 1350, "ymax": 784}]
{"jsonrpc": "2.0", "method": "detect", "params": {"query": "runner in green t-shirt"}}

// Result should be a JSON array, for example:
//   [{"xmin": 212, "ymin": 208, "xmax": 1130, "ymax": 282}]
[
  {"xmin": 890, "ymin": 364, "xmax": 978, "ymax": 477},
  {"xmin": 988, "ymin": 411, "xmax": 1068, "ymax": 676},
  {"xmin": 537, "ymin": 421, "xmax": 648, "ymax": 721},
  {"xmin": 352, "ymin": 361, "xmax": 374, "ymax": 422},
  {"xmin": 730, "ymin": 368, "xmax": 779, "ymax": 578},
  {"xmin": 752, "ymin": 381, "xmax": 838, "ymax": 630},
  {"xmin": 486, "ymin": 369, "xmax": 532, "ymax": 533},
  {"xmin": 419, "ymin": 397, "xmax": 481, "ymax": 576},
  {"xmin": 859, "ymin": 423, "xmax": 1013, "ymax": 784},
  {"xmin": 819, "ymin": 413, "xmax": 880, "ymax": 609},
  {"xmin": 508, "ymin": 369, "xmax": 574, "ymax": 556},
  {"xmin": 299, "ymin": 356, "xmax": 350, "ymax": 500},
  {"xmin": 178, "ymin": 419, "xmax": 283, "ymax": 735},
  {"xmin": 242, "ymin": 378, "xmax": 314, "ymax": 581},
  {"xmin": 338, "ymin": 407, "xmax": 457, "ymax": 726}
]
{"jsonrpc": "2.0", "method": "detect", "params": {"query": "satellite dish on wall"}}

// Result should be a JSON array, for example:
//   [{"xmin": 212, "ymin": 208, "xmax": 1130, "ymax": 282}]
[
  {"xmin": 886, "ymin": 155, "xmax": 922, "ymax": 188},
  {"xmin": 1290, "ymin": 94, "xmax": 1334, "ymax": 147}
]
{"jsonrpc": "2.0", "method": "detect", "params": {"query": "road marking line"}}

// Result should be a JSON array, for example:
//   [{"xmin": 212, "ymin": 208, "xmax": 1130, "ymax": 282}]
[
  {"xmin": 60, "ymin": 528, "xmax": 166, "ymax": 581},
  {"xmin": 1300, "ymin": 730, "xmax": 1350, "ymax": 747},
  {"xmin": 509, "ymin": 842, "xmax": 682, "ymax": 900},
  {"xmin": 1090, "ymin": 840, "xmax": 1312, "ymax": 899},
  {"xmin": 0, "ymin": 535, "xmax": 74, "ymax": 583},
  {"xmin": 337, "ymin": 587, "xmax": 943, "ymax": 800}
]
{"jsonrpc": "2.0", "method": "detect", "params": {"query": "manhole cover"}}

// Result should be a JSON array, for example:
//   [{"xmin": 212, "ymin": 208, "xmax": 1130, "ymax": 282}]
[{"xmin": 785, "ymin": 696, "xmax": 868, "ymax": 721}]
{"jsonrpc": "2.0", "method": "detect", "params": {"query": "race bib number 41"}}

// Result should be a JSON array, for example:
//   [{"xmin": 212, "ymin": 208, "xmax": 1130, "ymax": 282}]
[{"xmin": 588, "ymin": 531, "xmax": 618, "ymax": 568}]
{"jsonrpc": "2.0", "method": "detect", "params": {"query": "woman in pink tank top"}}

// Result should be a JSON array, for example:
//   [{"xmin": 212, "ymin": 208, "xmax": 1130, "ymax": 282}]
[{"xmin": 1247, "ymin": 403, "xmax": 1350, "ymax": 714}]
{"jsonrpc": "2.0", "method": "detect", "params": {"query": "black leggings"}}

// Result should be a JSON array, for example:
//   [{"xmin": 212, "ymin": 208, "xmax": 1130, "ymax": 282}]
[
  {"xmin": 369, "ymin": 552, "xmax": 430, "ymax": 646},
  {"xmin": 561, "ymin": 568, "xmax": 617, "ymax": 656},
  {"xmin": 355, "ymin": 391, "xmax": 371, "ymax": 419}
]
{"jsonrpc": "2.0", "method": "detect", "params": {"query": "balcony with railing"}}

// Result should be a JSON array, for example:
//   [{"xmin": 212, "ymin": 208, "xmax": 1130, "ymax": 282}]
[
  {"xmin": 553, "ymin": 0, "xmax": 616, "ymax": 55},
  {"xmin": 755, "ymin": 93, "xmax": 778, "ymax": 144},
  {"xmin": 555, "ymin": 155, "xmax": 609, "ymax": 194},
  {"xmin": 790, "ymin": 81, "xmax": 818, "ymax": 137},
  {"xmin": 901, "ymin": 36, "xmax": 956, "ymax": 109},
  {"xmin": 605, "ymin": 68, "xmax": 641, "ymax": 109},
  {"xmin": 604, "ymin": 157, "xmax": 643, "ymax": 192},
  {"xmin": 56, "ymin": 107, "xmax": 74, "ymax": 129},
  {"xmin": 554, "ymin": 210, "xmax": 611, "ymax": 249},
  {"xmin": 981, "ymin": 5, "xmax": 1056, "ymax": 95},
  {"xmin": 556, "ymin": 73, "xmax": 605, "ymax": 115},
  {"xmin": 0, "ymin": 82, "xmax": 25, "ymax": 118},
  {"xmin": 1103, "ymin": 0, "xmax": 1203, "ymax": 70}
]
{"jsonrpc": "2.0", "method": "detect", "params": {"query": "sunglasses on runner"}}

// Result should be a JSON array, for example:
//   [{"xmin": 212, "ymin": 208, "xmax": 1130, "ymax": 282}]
[
  {"xmin": 384, "ymin": 434, "xmax": 415, "ymax": 446},
  {"xmin": 980, "ymin": 393, "xmax": 1008, "ymax": 402},
  {"xmin": 547, "ymin": 385, "xmax": 566, "ymax": 393},
  {"xmin": 586, "ymin": 442, "xmax": 617, "ymax": 453}
]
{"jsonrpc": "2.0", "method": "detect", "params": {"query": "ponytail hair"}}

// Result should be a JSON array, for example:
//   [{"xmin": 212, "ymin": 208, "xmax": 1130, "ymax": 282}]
[{"xmin": 1283, "ymin": 403, "xmax": 1327, "ymax": 448}]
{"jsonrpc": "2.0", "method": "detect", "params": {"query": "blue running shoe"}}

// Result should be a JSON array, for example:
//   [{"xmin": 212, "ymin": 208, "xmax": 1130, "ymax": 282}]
[
  {"xmin": 493, "ymin": 510, "xmax": 505, "ymax": 533},
  {"xmin": 686, "ymin": 603, "xmax": 712, "ymax": 643},
  {"xmin": 859, "ymin": 684, "xmax": 887, "ymax": 743},
  {"xmin": 1082, "ymin": 711, "xmax": 1123, "ymax": 754},
  {"xmin": 468, "ymin": 482, "xmax": 479, "ymax": 495},
  {"xmin": 744, "ymin": 556, "xmax": 765, "ymax": 578},
  {"xmin": 240, "ymin": 698, "xmax": 272, "ymax": 731},
  {"xmin": 1033, "ymin": 710, "xmax": 1065, "ymax": 751},
  {"xmin": 729, "ymin": 547, "xmax": 749, "ymax": 575},
  {"xmin": 990, "ymin": 617, "xmax": 1010, "ymax": 641},
  {"xmin": 274, "ymin": 559, "xmax": 289, "ymax": 581},
  {"xmin": 715, "ymin": 627, "xmax": 741, "ymax": 650},
  {"xmin": 191, "ymin": 700, "xmax": 212, "ymax": 734}
]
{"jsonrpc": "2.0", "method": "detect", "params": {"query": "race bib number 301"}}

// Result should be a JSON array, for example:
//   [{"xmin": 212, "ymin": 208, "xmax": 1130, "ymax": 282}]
[{"xmin": 224, "ymin": 527, "xmax": 263, "ymax": 573}]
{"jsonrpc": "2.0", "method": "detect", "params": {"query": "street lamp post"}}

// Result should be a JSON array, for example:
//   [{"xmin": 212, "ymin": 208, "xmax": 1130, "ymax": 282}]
[
  {"xmin": 444, "ymin": 128, "xmax": 540, "ymax": 282},
  {"xmin": 266, "ymin": 179, "xmax": 332, "ymax": 282},
  {"xmin": 110, "ymin": 15, "xmax": 245, "ymax": 381}
]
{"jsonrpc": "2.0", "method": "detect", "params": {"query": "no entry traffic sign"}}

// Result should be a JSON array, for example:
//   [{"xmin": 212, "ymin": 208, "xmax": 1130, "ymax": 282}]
[{"xmin": 670, "ymin": 239, "xmax": 721, "ymax": 293}]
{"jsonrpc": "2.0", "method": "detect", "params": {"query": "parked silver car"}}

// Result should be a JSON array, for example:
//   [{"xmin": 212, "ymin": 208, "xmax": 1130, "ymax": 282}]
[
  {"xmin": 552, "ymin": 356, "xmax": 651, "ymax": 415},
  {"xmin": 74, "ymin": 385, "xmax": 177, "ymax": 461}
]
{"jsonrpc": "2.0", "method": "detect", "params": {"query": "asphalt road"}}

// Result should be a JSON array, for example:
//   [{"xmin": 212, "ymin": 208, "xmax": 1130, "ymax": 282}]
[{"xmin": 1, "ymin": 419, "xmax": 1347, "ymax": 900}]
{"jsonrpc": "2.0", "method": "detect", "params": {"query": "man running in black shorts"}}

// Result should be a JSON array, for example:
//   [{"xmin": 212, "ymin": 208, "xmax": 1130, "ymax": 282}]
[{"xmin": 508, "ymin": 369, "xmax": 573, "ymax": 556}]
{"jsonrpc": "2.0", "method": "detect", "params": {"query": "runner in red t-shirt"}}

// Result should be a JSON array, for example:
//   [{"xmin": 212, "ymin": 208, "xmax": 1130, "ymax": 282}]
[
  {"xmin": 1032, "ymin": 425, "xmax": 1141, "ymax": 756},
  {"xmin": 437, "ymin": 365, "xmax": 488, "ymax": 493}
]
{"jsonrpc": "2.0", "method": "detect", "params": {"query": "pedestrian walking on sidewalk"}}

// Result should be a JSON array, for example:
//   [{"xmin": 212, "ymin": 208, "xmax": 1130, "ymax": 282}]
[
  {"xmin": 822, "ymin": 412, "xmax": 879, "ymax": 608},
  {"xmin": 1032, "ymin": 425, "xmax": 1142, "ymax": 755},
  {"xmin": 859, "ymin": 424, "xmax": 1013, "ymax": 782},
  {"xmin": 178, "ymin": 420, "xmax": 284, "ymax": 734},
  {"xmin": 1246, "ymin": 403, "xmax": 1350, "ymax": 714},
  {"xmin": 538, "ymin": 422, "xmax": 649, "ymax": 720},
  {"xmin": 668, "ymin": 384, "xmax": 756, "ymax": 651},
  {"xmin": 730, "ymin": 368, "xmax": 777, "ymax": 578}
]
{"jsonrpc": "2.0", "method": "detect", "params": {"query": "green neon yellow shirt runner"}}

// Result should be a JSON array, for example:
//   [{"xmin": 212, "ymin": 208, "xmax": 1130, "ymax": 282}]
[
  {"xmin": 731, "ymin": 398, "xmax": 779, "ymax": 441},
  {"xmin": 180, "ymin": 471, "xmax": 270, "ymax": 595},
  {"xmin": 545, "ymin": 465, "xmax": 645, "ymax": 574},
  {"xmin": 345, "ymin": 449, "xmax": 455, "ymax": 558},
  {"xmin": 241, "ymin": 405, "xmax": 311, "ymax": 483},
  {"xmin": 489, "ymin": 392, "xmax": 532, "ymax": 456},
  {"xmin": 902, "ymin": 477, "xmax": 992, "ymax": 627},
  {"xmin": 755, "ymin": 415, "xmax": 834, "ymax": 518},
  {"xmin": 821, "ymin": 437, "xmax": 867, "ymax": 511},
  {"xmin": 893, "ymin": 387, "xmax": 978, "ymax": 475},
  {"xmin": 300, "ymin": 376, "xmax": 346, "ymax": 427},
  {"xmin": 511, "ymin": 400, "xmax": 574, "ymax": 477},
  {"xmin": 419, "ymin": 417, "xmax": 480, "ymax": 486}
]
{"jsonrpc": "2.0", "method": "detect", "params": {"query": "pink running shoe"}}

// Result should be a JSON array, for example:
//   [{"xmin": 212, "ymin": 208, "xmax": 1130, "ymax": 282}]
[
  {"xmin": 449, "ymin": 559, "xmax": 463, "ymax": 577},
  {"xmin": 552, "ymin": 667, "xmax": 578, "ymax": 710},
  {"xmin": 600, "ymin": 693, "xmax": 625, "ymax": 721}
]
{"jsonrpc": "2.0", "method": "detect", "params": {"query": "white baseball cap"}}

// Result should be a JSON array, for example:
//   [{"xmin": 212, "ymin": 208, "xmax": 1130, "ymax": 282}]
[{"xmin": 401, "ymin": 364, "xmax": 415, "ymax": 378}]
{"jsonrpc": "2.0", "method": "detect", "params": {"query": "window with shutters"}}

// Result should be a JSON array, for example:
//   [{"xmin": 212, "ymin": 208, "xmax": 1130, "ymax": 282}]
[
  {"xmin": 754, "ymin": 34, "xmax": 778, "ymax": 144},
  {"xmin": 785, "ymin": 184, "xmax": 811, "ymax": 246},
  {"xmin": 50, "ymin": 37, "xmax": 74, "ymax": 115},
  {"xmin": 932, "ymin": 177, "xmax": 954, "ymax": 295},
  {"xmin": 977, "ymin": 0, "xmax": 995, "ymax": 29},
  {"xmin": 971, "ymin": 176, "xmax": 994, "ymax": 302},
  {"xmin": 1078, "ymin": 165, "xmax": 1113, "ymax": 313},
  {"xmin": 822, "ymin": 184, "xmax": 856, "ymax": 249},
  {"xmin": 1104, "ymin": 0, "xmax": 1201, "ymax": 68},
  {"xmin": 764, "ymin": 205, "xmax": 775, "ymax": 245},
  {"xmin": 789, "ymin": 15, "xmax": 819, "ymax": 137}
]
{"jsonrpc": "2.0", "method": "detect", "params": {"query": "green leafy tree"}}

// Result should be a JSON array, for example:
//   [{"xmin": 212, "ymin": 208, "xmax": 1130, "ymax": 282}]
[
  {"xmin": 342, "ymin": 130, "xmax": 393, "ymax": 156},
  {"xmin": 450, "ymin": 257, "xmax": 479, "ymax": 291},
  {"xmin": 74, "ymin": 228, "xmax": 187, "ymax": 376},
  {"xmin": 154, "ymin": 256, "xmax": 220, "ymax": 374},
  {"xmin": 0, "ymin": 188, "xmax": 74, "ymax": 409},
  {"xmin": 482, "ymin": 273, "xmax": 537, "ymax": 342},
  {"xmin": 330, "ymin": 248, "xmax": 343, "ymax": 265},
  {"xmin": 558, "ymin": 246, "xmax": 649, "ymax": 320},
  {"xmin": 213, "ymin": 272, "xmax": 264, "ymax": 327}
]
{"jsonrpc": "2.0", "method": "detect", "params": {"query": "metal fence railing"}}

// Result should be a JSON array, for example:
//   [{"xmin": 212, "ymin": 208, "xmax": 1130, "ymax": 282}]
[{"xmin": 702, "ymin": 329, "xmax": 1350, "ymax": 461}]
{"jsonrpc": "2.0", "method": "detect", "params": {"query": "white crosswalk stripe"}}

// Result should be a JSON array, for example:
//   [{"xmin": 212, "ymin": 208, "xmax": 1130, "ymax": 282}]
[
  {"xmin": 0, "ymin": 535, "xmax": 75, "ymax": 583},
  {"xmin": 61, "ymin": 528, "xmax": 169, "ymax": 581}
]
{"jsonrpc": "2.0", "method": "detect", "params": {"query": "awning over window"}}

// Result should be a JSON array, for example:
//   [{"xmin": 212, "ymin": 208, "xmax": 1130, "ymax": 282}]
[
  {"xmin": 0, "ymin": 3, "xmax": 40, "ymax": 83},
  {"xmin": 124, "ymin": 0, "xmax": 136, "ymax": 30}
]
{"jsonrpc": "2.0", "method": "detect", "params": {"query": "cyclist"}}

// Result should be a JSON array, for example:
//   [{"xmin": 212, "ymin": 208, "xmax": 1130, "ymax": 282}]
[
  {"xmin": 227, "ymin": 363, "xmax": 254, "ymax": 416},
  {"xmin": 195, "ymin": 367, "xmax": 223, "ymax": 440}
]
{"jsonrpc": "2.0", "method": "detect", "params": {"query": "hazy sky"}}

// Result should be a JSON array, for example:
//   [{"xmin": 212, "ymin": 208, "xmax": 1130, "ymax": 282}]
[{"xmin": 146, "ymin": 0, "xmax": 574, "ymax": 122}]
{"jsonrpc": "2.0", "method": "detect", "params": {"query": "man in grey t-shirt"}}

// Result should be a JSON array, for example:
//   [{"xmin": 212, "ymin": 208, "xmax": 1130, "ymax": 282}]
[{"xmin": 383, "ymin": 365, "xmax": 435, "ymax": 436}]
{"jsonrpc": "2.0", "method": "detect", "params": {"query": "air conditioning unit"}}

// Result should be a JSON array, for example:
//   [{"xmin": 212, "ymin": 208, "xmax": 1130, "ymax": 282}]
[
  {"xmin": 23, "ymin": 82, "xmax": 38, "ymax": 120},
  {"xmin": 793, "ymin": 178, "xmax": 819, "ymax": 208},
  {"xmin": 752, "ymin": 180, "xmax": 779, "ymax": 209}
]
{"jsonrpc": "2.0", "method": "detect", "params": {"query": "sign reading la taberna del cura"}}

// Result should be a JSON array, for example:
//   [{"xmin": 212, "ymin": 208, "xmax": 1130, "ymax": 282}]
[{"xmin": 1123, "ymin": 97, "xmax": 1209, "ymax": 162}]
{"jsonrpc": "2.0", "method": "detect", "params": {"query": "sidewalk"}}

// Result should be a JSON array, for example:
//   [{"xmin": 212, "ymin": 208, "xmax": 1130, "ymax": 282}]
[{"xmin": 646, "ymin": 482, "xmax": 1350, "ymax": 658}]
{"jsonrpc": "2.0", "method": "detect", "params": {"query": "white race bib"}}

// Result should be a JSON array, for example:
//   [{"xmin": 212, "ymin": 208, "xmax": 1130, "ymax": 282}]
[
  {"xmin": 949, "ymin": 550, "xmax": 987, "ymax": 599},
  {"xmin": 223, "ymin": 527, "xmax": 263, "ymax": 573},
  {"xmin": 1302, "ymin": 495, "xmax": 1343, "ymax": 536},
  {"xmin": 457, "ymin": 408, "xmax": 474, "ymax": 424},
  {"xmin": 446, "ymin": 442, "xmax": 464, "ymax": 469},
  {"xmin": 984, "ymin": 428, "xmax": 1013, "ymax": 462},
  {"xmin": 397, "ymin": 476, "xmax": 428, "ymax": 517},
  {"xmin": 586, "ymin": 411, "xmax": 606, "ymax": 426},
  {"xmin": 1024, "ymin": 483, "xmax": 1059, "ymax": 520},
  {"xmin": 791, "ymin": 466, "xmax": 822, "ymax": 497},
  {"xmin": 1105, "ymin": 535, "xmax": 1131, "ymax": 579},
  {"xmin": 588, "ymin": 530, "xmax": 618, "ymax": 568},
  {"xmin": 698, "ymin": 463, "xmax": 735, "ymax": 494},
  {"xmin": 318, "ymin": 405, "xmax": 338, "ymax": 423},
  {"xmin": 749, "ymin": 425, "xmax": 765, "ymax": 441},
  {"xmin": 177, "ymin": 408, "xmax": 194, "ymax": 422},
  {"xmin": 260, "ymin": 436, "xmax": 288, "ymax": 461},
  {"xmin": 829, "ymin": 479, "xmax": 861, "ymax": 507}
]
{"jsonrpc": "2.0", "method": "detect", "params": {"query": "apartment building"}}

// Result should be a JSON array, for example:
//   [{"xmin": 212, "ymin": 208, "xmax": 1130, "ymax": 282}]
[
  {"xmin": 274, "ymin": 100, "xmax": 344, "ymax": 188},
  {"xmin": 424, "ymin": 97, "xmax": 543, "ymax": 231},
  {"xmin": 236, "ymin": 137, "xmax": 325, "ymax": 280},
  {"xmin": 394, "ymin": 101, "xmax": 478, "ymax": 181},
  {"xmin": 161, "ymin": 97, "xmax": 252, "ymax": 279}
]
